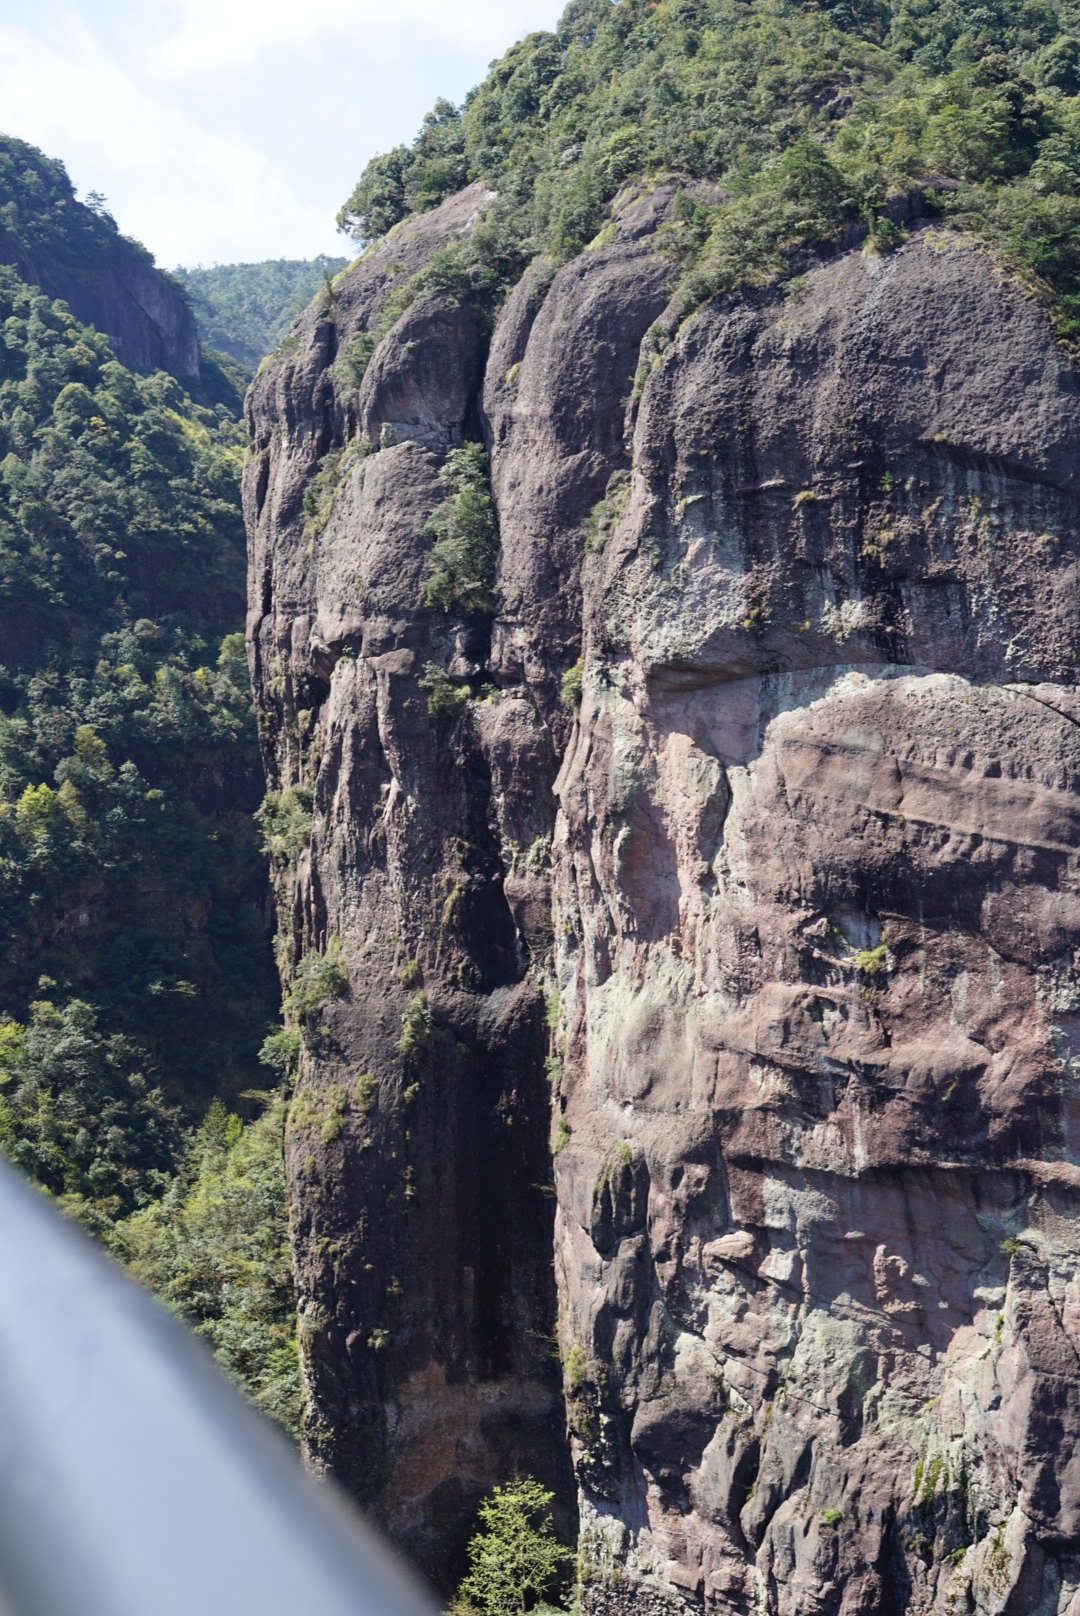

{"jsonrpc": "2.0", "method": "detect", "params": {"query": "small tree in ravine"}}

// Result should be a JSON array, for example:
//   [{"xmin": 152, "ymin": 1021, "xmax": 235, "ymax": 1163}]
[{"xmin": 457, "ymin": 1479, "xmax": 571, "ymax": 1616}]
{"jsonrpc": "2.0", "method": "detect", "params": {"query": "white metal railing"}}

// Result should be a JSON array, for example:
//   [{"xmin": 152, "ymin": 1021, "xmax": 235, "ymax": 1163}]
[{"xmin": 0, "ymin": 1157, "xmax": 436, "ymax": 1616}]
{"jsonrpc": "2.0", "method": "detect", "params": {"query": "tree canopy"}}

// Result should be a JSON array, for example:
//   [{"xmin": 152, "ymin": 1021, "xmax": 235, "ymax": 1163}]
[{"xmin": 339, "ymin": 0, "xmax": 1080, "ymax": 339}]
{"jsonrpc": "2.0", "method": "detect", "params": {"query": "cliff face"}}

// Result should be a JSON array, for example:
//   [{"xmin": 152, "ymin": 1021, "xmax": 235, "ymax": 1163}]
[
  {"xmin": 246, "ymin": 187, "xmax": 1080, "ymax": 1613},
  {"xmin": 0, "ymin": 228, "xmax": 200, "ymax": 380},
  {"xmin": 245, "ymin": 185, "xmax": 578, "ymax": 1586},
  {"xmin": 554, "ymin": 236, "xmax": 1080, "ymax": 1616}
]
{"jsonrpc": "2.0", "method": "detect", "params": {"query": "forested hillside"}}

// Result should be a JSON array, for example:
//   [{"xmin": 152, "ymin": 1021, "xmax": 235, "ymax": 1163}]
[
  {"xmin": 0, "ymin": 140, "xmax": 297, "ymax": 1436},
  {"xmin": 0, "ymin": 264, "xmax": 274, "ymax": 1135},
  {"xmin": 0, "ymin": 134, "xmax": 248, "ymax": 412},
  {"xmin": 173, "ymin": 258, "xmax": 349, "ymax": 369}
]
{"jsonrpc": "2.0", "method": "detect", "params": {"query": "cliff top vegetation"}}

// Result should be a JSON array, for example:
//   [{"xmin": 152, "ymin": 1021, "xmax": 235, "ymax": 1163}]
[
  {"xmin": 339, "ymin": 0, "xmax": 1080, "ymax": 339},
  {"xmin": 0, "ymin": 133, "xmax": 151, "ymax": 271}
]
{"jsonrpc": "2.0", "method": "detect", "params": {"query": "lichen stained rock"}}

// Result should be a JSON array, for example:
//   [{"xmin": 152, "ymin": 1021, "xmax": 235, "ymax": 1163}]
[
  {"xmin": 244, "ymin": 183, "xmax": 579, "ymax": 1591},
  {"xmin": 554, "ymin": 232, "xmax": 1080, "ymax": 1616},
  {"xmin": 245, "ymin": 182, "xmax": 1080, "ymax": 1614}
]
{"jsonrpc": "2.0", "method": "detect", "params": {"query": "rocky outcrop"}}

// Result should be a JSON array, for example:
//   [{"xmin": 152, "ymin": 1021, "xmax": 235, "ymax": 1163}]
[
  {"xmin": 555, "ymin": 234, "xmax": 1080, "ymax": 1616},
  {"xmin": 0, "ymin": 228, "xmax": 200, "ymax": 380},
  {"xmin": 246, "ymin": 186, "xmax": 1080, "ymax": 1613},
  {"xmin": 0, "ymin": 136, "xmax": 200, "ymax": 379},
  {"xmin": 244, "ymin": 184, "xmax": 578, "ymax": 1590}
]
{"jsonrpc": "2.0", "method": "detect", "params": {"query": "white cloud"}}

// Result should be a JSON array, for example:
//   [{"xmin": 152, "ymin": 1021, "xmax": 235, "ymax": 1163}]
[
  {"xmin": 132, "ymin": 0, "xmax": 557, "ymax": 75},
  {"xmin": 0, "ymin": 7, "xmax": 347, "ymax": 262},
  {"xmin": 0, "ymin": 0, "xmax": 565, "ymax": 265}
]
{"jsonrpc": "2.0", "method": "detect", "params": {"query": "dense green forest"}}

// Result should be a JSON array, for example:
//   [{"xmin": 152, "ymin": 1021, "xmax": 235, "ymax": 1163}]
[
  {"xmin": 173, "ymin": 258, "xmax": 350, "ymax": 368},
  {"xmin": 0, "ymin": 266, "xmax": 276, "ymax": 1119},
  {"xmin": 0, "ymin": 135, "xmax": 153, "ymax": 289},
  {"xmin": 340, "ymin": 0, "xmax": 1080, "ymax": 342},
  {"xmin": 0, "ymin": 148, "xmax": 298, "ymax": 1431}
]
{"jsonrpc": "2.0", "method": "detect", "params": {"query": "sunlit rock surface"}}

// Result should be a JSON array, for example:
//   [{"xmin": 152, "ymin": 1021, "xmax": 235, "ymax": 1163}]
[{"xmin": 246, "ymin": 191, "xmax": 1080, "ymax": 1612}]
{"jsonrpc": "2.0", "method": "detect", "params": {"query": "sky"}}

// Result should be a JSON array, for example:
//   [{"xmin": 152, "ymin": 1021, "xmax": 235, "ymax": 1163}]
[{"xmin": 0, "ymin": 0, "xmax": 565, "ymax": 270}]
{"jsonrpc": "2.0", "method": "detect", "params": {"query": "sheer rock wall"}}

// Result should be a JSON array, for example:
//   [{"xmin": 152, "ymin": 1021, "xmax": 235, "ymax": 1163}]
[{"xmin": 245, "ymin": 188, "xmax": 1080, "ymax": 1614}]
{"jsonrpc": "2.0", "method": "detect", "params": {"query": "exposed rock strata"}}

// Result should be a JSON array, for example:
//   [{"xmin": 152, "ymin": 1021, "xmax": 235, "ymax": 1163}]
[
  {"xmin": 246, "ymin": 191, "xmax": 1080, "ymax": 1613},
  {"xmin": 245, "ymin": 185, "xmax": 579, "ymax": 1587}
]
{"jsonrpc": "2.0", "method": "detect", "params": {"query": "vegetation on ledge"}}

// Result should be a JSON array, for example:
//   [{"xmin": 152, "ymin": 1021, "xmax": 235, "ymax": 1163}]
[{"xmin": 421, "ymin": 442, "xmax": 500, "ymax": 615}]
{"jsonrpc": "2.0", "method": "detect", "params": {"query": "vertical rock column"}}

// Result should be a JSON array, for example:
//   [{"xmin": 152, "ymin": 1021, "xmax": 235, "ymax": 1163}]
[{"xmin": 242, "ymin": 187, "xmax": 572, "ymax": 1587}]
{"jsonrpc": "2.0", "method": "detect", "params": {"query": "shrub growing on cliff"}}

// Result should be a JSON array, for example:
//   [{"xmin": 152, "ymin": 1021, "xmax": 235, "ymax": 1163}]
[
  {"xmin": 115, "ymin": 1095, "xmax": 301, "ymax": 1439},
  {"xmin": 421, "ymin": 443, "xmax": 499, "ymax": 614},
  {"xmin": 302, "ymin": 444, "xmax": 358, "ymax": 537},
  {"xmin": 256, "ymin": 784, "xmax": 313, "ymax": 864},
  {"xmin": 418, "ymin": 662, "xmax": 472, "ymax": 716},
  {"xmin": 284, "ymin": 937, "xmax": 349, "ymax": 1020},
  {"xmin": 258, "ymin": 1024, "xmax": 301, "ymax": 1089},
  {"xmin": 457, "ymin": 1479, "xmax": 572, "ymax": 1616},
  {"xmin": 396, "ymin": 990, "xmax": 435, "ymax": 1061},
  {"xmin": 676, "ymin": 138, "xmax": 855, "ymax": 310},
  {"xmin": 335, "ymin": 329, "xmax": 377, "ymax": 396},
  {"xmin": 560, "ymin": 659, "xmax": 584, "ymax": 711}
]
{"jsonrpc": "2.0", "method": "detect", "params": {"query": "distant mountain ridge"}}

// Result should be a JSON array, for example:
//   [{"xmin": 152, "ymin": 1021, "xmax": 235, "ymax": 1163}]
[{"xmin": 173, "ymin": 257, "xmax": 350, "ymax": 369}]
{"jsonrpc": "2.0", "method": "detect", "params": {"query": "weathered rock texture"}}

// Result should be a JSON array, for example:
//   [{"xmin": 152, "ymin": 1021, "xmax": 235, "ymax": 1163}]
[
  {"xmin": 0, "ymin": 226, "xmax": 201, "ymax": 380},
  {"xmin": 0, "ymin": 137, "xmax": 201, "ymax": 381},
  {"xmin": 246, "ymin": 188, "xmax": 1080, "ymax": 1614},
  {"xmin": 244, "ymin": 185, "xmax": 578, "ymax": 1589}
]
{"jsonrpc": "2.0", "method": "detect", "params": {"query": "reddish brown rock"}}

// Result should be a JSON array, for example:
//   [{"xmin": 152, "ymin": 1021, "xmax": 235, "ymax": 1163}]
[
  {"xmin": 553, "ymin": 232, "xmax": 1080, "ymax": 1615},
  {"xmin": 246, "ymin": 191, "xmax": 1080, "ymax": 1613}
]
